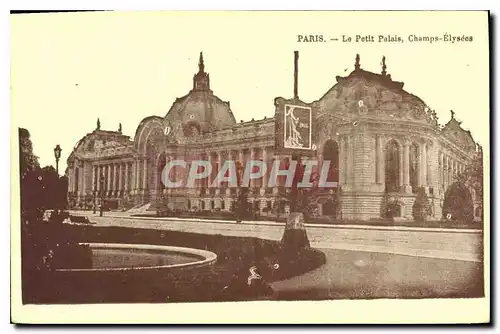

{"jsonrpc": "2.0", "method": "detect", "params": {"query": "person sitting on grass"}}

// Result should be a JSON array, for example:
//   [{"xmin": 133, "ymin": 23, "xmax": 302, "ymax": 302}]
[{"xmin": 220, "ymin": 250, "xmax": 280, "ymax": 300}]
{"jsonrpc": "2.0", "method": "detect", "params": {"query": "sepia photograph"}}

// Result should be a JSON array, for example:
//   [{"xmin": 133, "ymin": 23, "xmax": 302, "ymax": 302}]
[{"xmin": 10, "ymin": 10, "xmax": 490, "ymax": 324}]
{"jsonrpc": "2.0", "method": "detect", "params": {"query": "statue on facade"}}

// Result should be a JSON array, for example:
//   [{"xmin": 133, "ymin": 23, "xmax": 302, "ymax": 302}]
[
  {"xmin": 96, "ymin": 118, "xmax": 101, "ymax": 131},
  {"xmin": 118, "ymin": 123, "xmax": 122, "ymax": 133},
  {"xmin": 284, "ymin": 106, "xmax": 304, "ymax": 148}
]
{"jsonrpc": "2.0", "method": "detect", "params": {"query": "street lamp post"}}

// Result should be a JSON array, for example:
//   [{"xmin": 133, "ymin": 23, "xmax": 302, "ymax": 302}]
[
  {"xmin": 53, "ymin": 145, "xmax": 62, "ymax": 217},
  {"xmin": 54, "ymin": 145, "xmax": 62, "ymax": 175}
]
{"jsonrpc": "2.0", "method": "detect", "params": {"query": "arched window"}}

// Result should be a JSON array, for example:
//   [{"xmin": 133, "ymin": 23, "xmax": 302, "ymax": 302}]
[
  {"xmin": 385, "ymin": 140, "xmax": 400, "ymax": 192},
  {"xmin": 323, "ymin": 140, "xmax": 339, "ymax": 183},
  {"xmin": 410, "ymin": 143, "xmax": 419, "ymax": 193}
]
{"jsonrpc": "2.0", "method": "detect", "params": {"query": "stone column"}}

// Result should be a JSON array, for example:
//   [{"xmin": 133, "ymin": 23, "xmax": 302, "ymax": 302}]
[
  {"xmin": 398, "ymin": 147, "xmax": 404, "ymax": 191},
  {"xmin": 250, "ymin": 148, "xmax": 256, "ymax": 188},
  {"xmin": 316, "ymin": 148, "xmax": 324, "ymax": 189},
  {"xmin": 83, "ymin": 163, "xmax": 87, "ymax": 196},
  {"xmin": 376, "ymin": 135, "xmax": 384, "ymax": 185},
  {"xmin": 112, "ymin": 163, "xmax": 116, "ymax": 193},
  {"xmin": 421, "ymin": 142, "xmax": 428, "ymax": 187},
  {"xmin": 446, "ymin": 156, "xmax": 451, "ymax": 188},
  {"xmin": 215, "ymin": 151, "xmax": 222, "ymax": 195},
  {"xmin": 134, "ymin": 160, "xmax": 139, "ymax": 191},
  {"xmin": 142, "ymin": 158, "xmax": 147, "ymax": 190},
  {"xmin": 449, "ymin": 159, "xmax": 453, "ymax": 184},
  {"xmin": 90, "ymin": 165, "xmax": 96, "ymax": 194},
  {"xmin": 206, "ymin": 152, "xmax": 212, "ymax": 189},
  {"xmin": 443, "ymin": 154, "xmax": 447, "ymax": 193},
  {"xmin": 118, "ymin": 164, "xmax": 123, "ymax": 194},
  {"xmin": 402, "ymin": 138, "xmax": 411, "ymax": 193},
  {"xmin": 135, "ymin": 160, "xmax": 139, "ymax": 190},
  {"xmin": 443, "ymin": 156, "xmax": 447, "ymax": 190},
  {"xmin": 262, "ymin": 147, "xmax": 268, "ymax": 189},
  {"xmin": 77, "ymin": 162, "xmax": 82, "ymax": 196},
  {"xmin": 99, "ymin": 166, "xmax": 103, "ymax": 193},
  {"xmin": 344, "ymin": 137, "xmax": 350, "ymax": 185},
  {"xmin": 98, "ymin": 165, "xmax": 102, "ymax": 193},
  {"xmin": 338, "ymin": 137, "xmax": 345, "ymax": 185},
  {"xmin": 107, "ymin": 164, "xmax": 112, "ymax": 195},
  {"xmin": 225, "ymin": 150, "xmax": 232, "ymax": 196},
  {"xmin": 93, "ymin": 165, "xmax": 97, "ymax": 193},
  {"xmin": 347, "ymin": 136, "xmax": 354, "ymax": 186},
  {"xmin": 71, "ymin": 163, "xmax": 75, "ymax": 193},
  {"xmin": 125, "ymin": 163, "xmax": 129, "ymax": 192}
]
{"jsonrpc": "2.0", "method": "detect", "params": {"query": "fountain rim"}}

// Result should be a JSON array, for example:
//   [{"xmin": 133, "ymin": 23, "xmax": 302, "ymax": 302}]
[{"xmin": 56, "ymin": 243, "xmax": 217, "ymax": 272}]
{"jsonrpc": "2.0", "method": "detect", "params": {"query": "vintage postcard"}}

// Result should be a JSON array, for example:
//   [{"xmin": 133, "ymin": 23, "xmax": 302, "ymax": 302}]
[{"xmin": 10, "ymin": 10, "xmax": 490, "ymax": 324}]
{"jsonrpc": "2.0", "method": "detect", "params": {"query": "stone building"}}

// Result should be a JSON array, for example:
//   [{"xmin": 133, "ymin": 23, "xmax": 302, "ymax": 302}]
[{"xmin": 66, "ymin": 52, "xmax": 482, "ymax": 221}]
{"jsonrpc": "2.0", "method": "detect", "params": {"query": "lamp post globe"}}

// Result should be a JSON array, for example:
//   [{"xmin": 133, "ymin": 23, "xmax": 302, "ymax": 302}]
[{"xmin": 53, "ymin": 145, "xmax": 62, "ymax": 175}]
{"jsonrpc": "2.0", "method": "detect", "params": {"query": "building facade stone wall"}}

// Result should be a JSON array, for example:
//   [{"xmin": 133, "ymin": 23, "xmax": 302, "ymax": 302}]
[{"xmin": 66, "ymin": 53, "xmax": 482, "ymax": 222}]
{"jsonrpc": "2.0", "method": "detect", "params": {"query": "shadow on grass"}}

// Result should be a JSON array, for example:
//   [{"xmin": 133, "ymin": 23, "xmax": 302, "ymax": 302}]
[{"xmin": 23, "ymin": 224, "xmax": 326, "ymax": 304}]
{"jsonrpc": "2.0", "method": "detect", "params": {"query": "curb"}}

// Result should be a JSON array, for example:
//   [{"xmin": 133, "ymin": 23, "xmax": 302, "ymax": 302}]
[{"xmin": 96, "ymin": 214, "xmax": 482, "ymax": 234}]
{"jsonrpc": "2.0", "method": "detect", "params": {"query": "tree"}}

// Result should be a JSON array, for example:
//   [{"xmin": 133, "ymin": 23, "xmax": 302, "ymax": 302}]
[
  {"xmin": 459, "ymin": 150, "xmax": 483, "ymax": 201},
  {"xmin": 19, "ymin": 128, "xmax": 40, "ymax": 179},
  {"xmin": 19, "ymin": 128, "xmax": 43, "ymax": 221},
  {"xmin": 443, "ymin": 181, "xmax": 474, "ymax": 223},
  {"xmin": 452, "ymin": 147, "xmax": 483, "ymax": 222}
]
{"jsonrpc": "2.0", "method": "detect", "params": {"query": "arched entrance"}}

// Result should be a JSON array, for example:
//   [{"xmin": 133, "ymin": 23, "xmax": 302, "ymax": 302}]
[
  {"xmin": 323, "ymin": 140, "xmax": 339, "ymax": 183},
  {"xmin": 385, "ymin": 139, "xmax": 400, "ymax": 192},
  {"xmin": 322, "ymin": 140, "xmax": 339, "ymax": 218}
]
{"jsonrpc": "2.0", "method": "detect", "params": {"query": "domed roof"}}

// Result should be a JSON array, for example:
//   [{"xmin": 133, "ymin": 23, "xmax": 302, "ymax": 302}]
[
  {"xmin": 67, "ymin": 120, "xmax": 134, "ymax": 162},
  {"xmin": 315, "ymin": 54, "xmax": 439, "ymax": 128},
  {"xmin": 164, "ymin": 52, "xmax": 236, "ymax": 134}
]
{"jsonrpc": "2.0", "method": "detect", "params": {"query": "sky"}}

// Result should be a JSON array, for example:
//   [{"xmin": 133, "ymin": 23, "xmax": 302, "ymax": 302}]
[{"xmin": 11, "ymin": 11, "xmax": 489, "ymax": 174}]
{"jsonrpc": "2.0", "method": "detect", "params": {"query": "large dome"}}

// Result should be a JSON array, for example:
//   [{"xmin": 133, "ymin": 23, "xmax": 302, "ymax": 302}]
[{"xmin": 164, "ymin": 52, "xmax": 236, "ymax": 134}]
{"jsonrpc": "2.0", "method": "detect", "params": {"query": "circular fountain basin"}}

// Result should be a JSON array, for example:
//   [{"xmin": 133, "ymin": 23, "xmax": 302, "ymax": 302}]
[{"xmin": 56, "ymin": 243, "xmax": 217, "ymax": 273}]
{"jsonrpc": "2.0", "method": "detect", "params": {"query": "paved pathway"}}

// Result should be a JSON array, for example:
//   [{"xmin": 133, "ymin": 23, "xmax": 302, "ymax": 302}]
[
  {"xmin": 70, "ymin": 211, "xmax": 482, "ymax": 263},
  {"xmin": 270, "ymin": 248, "xmax": 483, "ymax": 299}
]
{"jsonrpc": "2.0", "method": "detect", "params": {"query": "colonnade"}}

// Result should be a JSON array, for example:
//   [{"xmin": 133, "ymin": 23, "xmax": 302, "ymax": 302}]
[
  {"xmin": 91, "ymin": 161, "xmax": 133, "ymax": 196},
  {"xmin": 367, "ymin": 135, "xmax": 432, "ymax": 193},
  {"xmin": 439, "ymin": 152, "xmax": 466, "ymax": 193},
  {"xmin": 154, "ymin": 146, "xmax": 275, "ymax": 194}
]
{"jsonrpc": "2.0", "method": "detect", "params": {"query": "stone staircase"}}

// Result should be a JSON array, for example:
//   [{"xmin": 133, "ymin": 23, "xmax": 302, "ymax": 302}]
[{"xmin": 126, "ymin": 203, "xmax": 152, "ymax": 214}]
